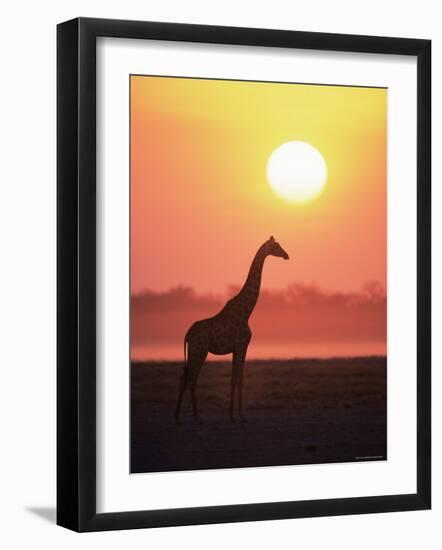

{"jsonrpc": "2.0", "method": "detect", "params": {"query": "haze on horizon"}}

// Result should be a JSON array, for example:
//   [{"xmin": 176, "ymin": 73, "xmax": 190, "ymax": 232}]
[
  {"xmin": 130, "ymin": 76, "xmax": 387, "ymax": 360},
  {"xmin": 131, "ymin": 281, "xmax": 386, "ymax": 361}
]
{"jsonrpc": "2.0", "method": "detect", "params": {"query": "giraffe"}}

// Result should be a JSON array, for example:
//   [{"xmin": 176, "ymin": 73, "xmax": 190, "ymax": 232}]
[{"xmin": 175, "ymin": 236, "xmax": 289, "ymax": 425}]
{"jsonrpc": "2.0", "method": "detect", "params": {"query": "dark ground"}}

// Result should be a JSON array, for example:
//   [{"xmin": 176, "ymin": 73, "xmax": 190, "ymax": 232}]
[{"xmin": 131, "ymin": 357, "xmax": 386, "ymax": 473}]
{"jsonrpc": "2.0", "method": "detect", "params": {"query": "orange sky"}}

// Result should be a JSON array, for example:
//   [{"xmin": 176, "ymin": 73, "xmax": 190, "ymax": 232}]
[
  {"xmin": 131, "ymin": 76, "xmax": 386, "ymax": 295},
  {"xmin": 130, "ymin": 76, "xmax": 386, "ymax": 359}
]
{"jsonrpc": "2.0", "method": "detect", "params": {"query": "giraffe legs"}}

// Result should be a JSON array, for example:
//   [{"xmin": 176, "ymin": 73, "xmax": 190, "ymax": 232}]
[
  {"xmin": 175, "ymin": 344, "xmax": 207, "ymax": 425},
  {"xmin": 190, "ymin": 354, "xmax": 207, "ymax": 424},
  {"xmin": 238, "ymin": 367, "xmax": 246, "ymax": 422},
  {"xmin": 177, "ymin": 323, "xmax": 252, "ymax": 423},
  {"xmin": 175, "ymin": 370, "xmax": 187, "ymax": 425},
  {"xmin": 229, "ymin": 374, "xmax": 237, "ymax": 423},
  {"xmin": 230, "ymin": 343, "xmax": 249, "ymax": 422},
  {"xmin": 190, "ymin": 380, "xmax": 203, "ymax": 424}
]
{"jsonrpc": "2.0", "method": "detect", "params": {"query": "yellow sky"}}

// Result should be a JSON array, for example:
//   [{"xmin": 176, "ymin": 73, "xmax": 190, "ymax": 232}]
[{"xmin": 131, "ymin": 76, "xmax": 387, "ymax": 295}]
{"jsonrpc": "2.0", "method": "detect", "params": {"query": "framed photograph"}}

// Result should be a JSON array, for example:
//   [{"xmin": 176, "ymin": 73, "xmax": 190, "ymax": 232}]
[{"xmin": 57, "ymin": 17, "xmax": 431, "ymax": 531}]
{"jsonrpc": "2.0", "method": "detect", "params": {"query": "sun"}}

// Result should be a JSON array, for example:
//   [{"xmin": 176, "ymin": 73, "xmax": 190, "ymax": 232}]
[{"xmin": 266, "ymin": 141, "xmax": 328, "ymax": 203}]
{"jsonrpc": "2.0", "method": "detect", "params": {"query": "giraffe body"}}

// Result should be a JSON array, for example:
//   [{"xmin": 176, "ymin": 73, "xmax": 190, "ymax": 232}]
[{"xmin": 175, "ymin": 237, "xmax": 289, "ymax": 424}]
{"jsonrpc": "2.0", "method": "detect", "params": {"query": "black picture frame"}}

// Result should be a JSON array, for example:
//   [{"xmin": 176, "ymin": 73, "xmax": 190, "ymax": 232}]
[{"xmin": 57, "ymin": 17, "xmax": 431, "ymax": 532}]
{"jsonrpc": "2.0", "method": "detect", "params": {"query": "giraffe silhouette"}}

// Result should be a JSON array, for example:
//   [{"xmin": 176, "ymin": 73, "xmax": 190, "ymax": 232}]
[{"xmin": 175, "ymin": 236, "xmax": 289, "ymax": 424}]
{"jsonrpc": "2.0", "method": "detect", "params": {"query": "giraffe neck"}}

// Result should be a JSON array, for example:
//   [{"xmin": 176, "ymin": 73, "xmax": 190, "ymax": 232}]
[{"xmin": 236, "ymin": 246, "xmax": 267, "ymax": 319}]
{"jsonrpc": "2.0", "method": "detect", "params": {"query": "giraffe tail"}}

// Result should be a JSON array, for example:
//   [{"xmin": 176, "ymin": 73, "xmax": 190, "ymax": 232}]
[
  {"xmin": 180, "ymin": 333, "xmax": 189, "ymax": 384},
  {"xmin": 183, "ymin": 333, "xmax": 188, "ymax": 368}
]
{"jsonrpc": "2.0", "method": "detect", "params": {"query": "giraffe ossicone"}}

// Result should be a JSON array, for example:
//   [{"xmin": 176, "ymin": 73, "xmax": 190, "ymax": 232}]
[{"xmin": 175, "ymin": 237, "xmax": 289, "ymax": 424}]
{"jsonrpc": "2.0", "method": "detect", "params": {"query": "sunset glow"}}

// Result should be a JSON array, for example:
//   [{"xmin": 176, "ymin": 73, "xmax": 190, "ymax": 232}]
[
  {"xmin": 130, "ymin": 76, "xmax": 387, "ymax": 359},
  {"xmin": 267, "ymin": 141, "xmax": 328, "ymax": 203}
]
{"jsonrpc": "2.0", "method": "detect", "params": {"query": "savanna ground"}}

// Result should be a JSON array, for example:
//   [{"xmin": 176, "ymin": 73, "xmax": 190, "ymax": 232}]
[{"xmin": 131, "ymin": 357, "xmax": 386, "ymax": 473}]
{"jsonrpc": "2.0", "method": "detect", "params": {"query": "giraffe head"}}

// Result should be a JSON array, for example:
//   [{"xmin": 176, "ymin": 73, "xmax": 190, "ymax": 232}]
[{"xmin": 264, "ymin": 236, "xmax": 289, "ymax": 260}]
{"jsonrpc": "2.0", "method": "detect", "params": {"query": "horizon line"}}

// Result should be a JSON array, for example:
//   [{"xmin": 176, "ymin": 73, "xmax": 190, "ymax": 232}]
[{"xmin": 131, "ymin": 354, "xmax": 387, "ymax": 364}]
